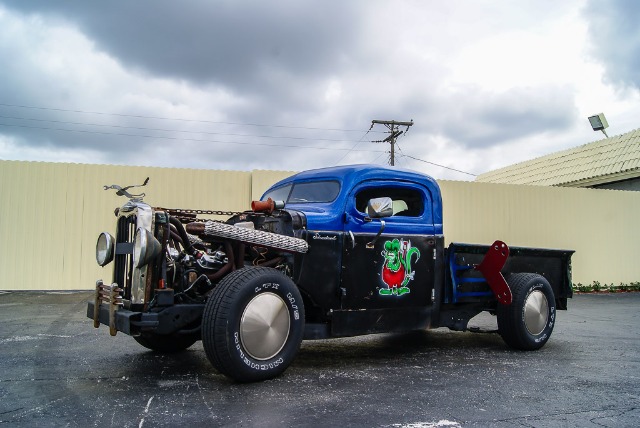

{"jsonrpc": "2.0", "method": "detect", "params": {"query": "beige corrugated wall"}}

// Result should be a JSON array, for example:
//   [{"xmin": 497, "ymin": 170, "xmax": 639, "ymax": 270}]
[
  {"xmin": 1, "ymin": 160, "xmax": 638, "ymax": 290},
  {"xmin": 251, "ymin": 170, "xmax": 296, "ymax": 201},
  {"xmin": 438, "ymin": 180, "xmax": 640, "ymax": 285},
  {"xmin": 0, "ymin": 161, "xmax": 258, "ymax": 290}
]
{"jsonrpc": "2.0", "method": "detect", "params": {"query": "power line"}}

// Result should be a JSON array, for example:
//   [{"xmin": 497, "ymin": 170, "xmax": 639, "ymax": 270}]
[
  {"xmin": 394, "ymin": 143, "xmax": 409, "ymax": 169},
  {"xmin": 0, "ymin": 122, "xmax": 388, "ymax": 153},
  {"xmin": 334, "ymin": 122, "xmax": 374, "ymax": 165},
  {"xmin": 0, "ymin": 103, "xmax": 476, "ymax": 175},
  {"xmin": 371, "ymin": 150, "xmax": 388, "ymax": 165},
  {"xmin": 399, "ymin": 153, "xmax": 477, "ymax": 177},
  {"xmin": 0, "ymin": 114, "xmax": 364, "ymax": 144},
  {"xmin": 0, "ymin": 102, "xmax": 384, "ymax": 134}
]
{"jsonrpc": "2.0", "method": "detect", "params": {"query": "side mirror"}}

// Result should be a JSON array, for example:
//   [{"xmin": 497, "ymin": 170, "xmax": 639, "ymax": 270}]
[{"xmin": 367, "ymin": 197, "xmax": 393, "ymax": 218}]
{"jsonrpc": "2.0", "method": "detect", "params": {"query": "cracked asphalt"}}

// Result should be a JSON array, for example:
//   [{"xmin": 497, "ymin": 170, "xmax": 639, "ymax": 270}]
[{"xmin": 0, "ymin": 291, "xmax": 638, "ymax": 427}]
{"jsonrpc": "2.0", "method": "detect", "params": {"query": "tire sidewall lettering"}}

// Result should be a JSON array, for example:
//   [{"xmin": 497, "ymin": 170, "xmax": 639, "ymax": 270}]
[
  {"xmin": 254, "ymin": 282, "xmax": 279, "ymax": 294},
  {"xmin": 286, "ymin": 292, "xmax": 300, "ymax": 320},
  {"xmin": 233, "ymin": 330, "xmax": 285, "ymax": 371}
]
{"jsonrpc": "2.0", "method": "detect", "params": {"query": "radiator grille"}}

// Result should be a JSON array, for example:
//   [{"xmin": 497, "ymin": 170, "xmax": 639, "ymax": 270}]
[{"xmin": 114, "ymin": 214, "xmax": 136, "ymax": 301}]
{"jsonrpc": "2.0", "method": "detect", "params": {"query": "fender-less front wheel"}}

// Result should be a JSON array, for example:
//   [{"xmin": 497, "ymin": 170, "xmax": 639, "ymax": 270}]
[
  {"xmin": 202, "ymin": 267, "xmax": 305, "ymax": 382},
  {"xmin": 133, "ymin": 332, "xmax": 199, "ymax": 353},
  {"xmin": 497, "ymin": 273, "xmax": 556, "ymax": 350}
]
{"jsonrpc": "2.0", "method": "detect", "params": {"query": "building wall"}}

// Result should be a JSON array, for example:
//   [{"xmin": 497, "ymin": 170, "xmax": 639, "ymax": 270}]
[
  {"xmin": 439, "ymin": 180, "xmax": 640, "ymax": 286},
  {"xmin": 251, "ymin": 169, "xmax": 296, "ymax": 201},
  {"xmin": 0, "ymin": 161, "xmax": 263, "ymax": 291},
  {"xmin": 1, "ymin": 160, "xmax": 639, "ymax": 290}
]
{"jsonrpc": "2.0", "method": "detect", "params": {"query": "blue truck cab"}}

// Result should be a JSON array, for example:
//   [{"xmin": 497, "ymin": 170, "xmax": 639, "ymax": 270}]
[
  {"xmin": 263, "ymin": 164, "xmax": 443, "ymax": 235},
  {"xmin": 262, "ymin": 165, "xmax": 445, "ymax": 335},
  {"xmin": 89, "ymin": 164, "xmax": 574, "ymax": 382}
]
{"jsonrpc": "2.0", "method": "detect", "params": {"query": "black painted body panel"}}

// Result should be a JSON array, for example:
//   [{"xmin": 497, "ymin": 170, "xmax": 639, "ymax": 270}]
[
  {"xmin": 341, "ymin": 234, "xmax": 436, "ymax": 310},
  {"xmin": 294, "ymin": 229, "xmax": 344, "ymax": 311}
]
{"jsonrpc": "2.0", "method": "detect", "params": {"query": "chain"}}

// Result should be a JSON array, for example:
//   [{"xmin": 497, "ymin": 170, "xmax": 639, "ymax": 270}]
[
  {"xmin": 157, "ymin": 207, "xmax": 244, "ymax": 216},
  {"xmin": 155, "ymin": 207, "xmax": 245, "ymax": 222}
]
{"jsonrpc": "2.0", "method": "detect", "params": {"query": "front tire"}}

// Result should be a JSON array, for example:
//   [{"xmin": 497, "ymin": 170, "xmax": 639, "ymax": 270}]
[
  {"xmin": 497, "ymin": 273, "xmax": 556, "ymax": 350},
  {"xmin": 133, "ymin": 332, "xmax": 199, "ymax": 353},
  {"xmin": 202, "ymin": 267, "xmax": 305, "ymax": 382}
]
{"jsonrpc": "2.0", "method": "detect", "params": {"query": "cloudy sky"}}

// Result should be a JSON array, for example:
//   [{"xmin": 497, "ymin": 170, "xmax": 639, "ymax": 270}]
[{"xmin": 0, "ymin": 0, "xmax": 638, "ymax": 180}]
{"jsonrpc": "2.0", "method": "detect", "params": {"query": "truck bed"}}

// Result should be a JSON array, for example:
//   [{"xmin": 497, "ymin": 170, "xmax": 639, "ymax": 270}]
[{"xmin": 446, "ymin": 243, "xmax": 574, "ymax": 309}]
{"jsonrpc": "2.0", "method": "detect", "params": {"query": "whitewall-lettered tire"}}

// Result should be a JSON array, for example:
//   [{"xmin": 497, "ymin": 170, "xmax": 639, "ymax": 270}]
[
  {"xmin": 497, "ymin": 273, "xmax": 556, "ymax": 350},
  {"xmin": 202, "ymin": 267, "xmax": 305, "ymax": 382}
]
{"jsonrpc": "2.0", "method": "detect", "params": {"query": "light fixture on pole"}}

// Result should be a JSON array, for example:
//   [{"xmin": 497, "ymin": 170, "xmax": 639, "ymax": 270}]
[{"xmin": 588, "ymin": 113, "xmax": 609, "ymax": 138}]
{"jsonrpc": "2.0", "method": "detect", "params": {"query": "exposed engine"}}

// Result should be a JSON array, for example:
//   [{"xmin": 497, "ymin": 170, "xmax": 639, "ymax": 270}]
[
  {"xmin": 95, "ymin": 176, "xmax": 308, "ymax": 311},
  {"xmin": 157, "ymin": 206, "xmax": 307, "ymax": 305}
]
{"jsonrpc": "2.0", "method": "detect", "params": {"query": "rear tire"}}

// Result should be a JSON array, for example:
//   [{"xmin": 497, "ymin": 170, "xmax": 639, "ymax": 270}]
[
  {"xmin": 497, "ymin": 273, "xmax": 556, "ymax": 350},
  {"xmin": 202, "ymin": 267, "xmax": 305, "ymax": 382},
  {"xmin": 134, "ymin": 332, "xmax": 198, "ymax": 353}
]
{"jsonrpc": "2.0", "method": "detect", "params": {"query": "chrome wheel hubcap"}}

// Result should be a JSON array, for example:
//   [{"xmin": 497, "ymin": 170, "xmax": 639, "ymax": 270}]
[
  {"xmin": 524, "ymin": 290, "xmax": 549, "ymax": 335},
  {"xmin": 240, "ymin": 292, "xmax": 290, "ymax": 360}
]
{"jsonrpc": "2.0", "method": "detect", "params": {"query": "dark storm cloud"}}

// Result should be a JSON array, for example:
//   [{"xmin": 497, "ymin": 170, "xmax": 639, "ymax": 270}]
[
  {"xmin": 0, "ymin": 0, "xmax": 371, "ymax": 169},
  {"xmin": 584, "ymin": 0, "xmax": 640, "ymax": 89},
  {"xmin": 436, "ymin": 86, "xmax": 578, "ymax": 148},
  {"xmin": 1, "ymin": 0, "xmax": 361, "ymax": 97},
  {"xmin": 4, "ymin": 0, "xmax": 635, "ymax": 178}
]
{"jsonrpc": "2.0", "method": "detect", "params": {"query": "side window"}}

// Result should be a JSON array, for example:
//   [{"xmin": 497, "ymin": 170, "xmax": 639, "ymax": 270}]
[
  {"xmin": 355, "ymin": 187, "xmax": 424, "ymax": 217},
  {"xmin": 262, "ymin": 181, "xmax": 340, "ymax": 204},
  {"xmin": 262, "ymin": 184, "xmax": 292, "ymax": 202}
]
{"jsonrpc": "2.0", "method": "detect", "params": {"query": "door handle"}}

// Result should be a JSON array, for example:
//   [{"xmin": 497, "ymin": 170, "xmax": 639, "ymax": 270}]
[{"xmin": 366, "ymin": 220, "xmax": 385, "ymax": 249}]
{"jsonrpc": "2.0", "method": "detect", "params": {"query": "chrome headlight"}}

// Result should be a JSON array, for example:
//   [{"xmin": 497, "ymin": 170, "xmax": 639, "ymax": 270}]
[
  {"xmin": 96, "ymin": 232, "xmax": 115, "ymax": 266},
  {"xmin": 133, "ymin": 227, "xmax": 162, "ymax": 268}
]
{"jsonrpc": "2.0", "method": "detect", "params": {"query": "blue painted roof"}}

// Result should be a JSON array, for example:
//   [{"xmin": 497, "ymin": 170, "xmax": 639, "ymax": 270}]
[{"xmin": 263, "ymin": 164, "xmax": 443, "ymax": 234}]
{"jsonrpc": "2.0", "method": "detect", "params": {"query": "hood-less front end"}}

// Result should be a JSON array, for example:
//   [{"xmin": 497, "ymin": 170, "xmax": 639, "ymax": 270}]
[{"xmin": 96, "ymin": 200, "xmax": 157, "ymax": 307}]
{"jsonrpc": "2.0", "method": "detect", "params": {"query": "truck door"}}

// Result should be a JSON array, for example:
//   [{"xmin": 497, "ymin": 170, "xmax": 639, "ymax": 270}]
[{"xmin": 341, "ymin": 180, "xmax": 437, "ymax": 310}]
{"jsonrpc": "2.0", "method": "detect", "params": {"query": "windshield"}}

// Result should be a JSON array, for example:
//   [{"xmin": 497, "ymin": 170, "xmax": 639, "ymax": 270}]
[{"xmin": 262, "ymin": 180, "xmax": 340, "ymax": 204}]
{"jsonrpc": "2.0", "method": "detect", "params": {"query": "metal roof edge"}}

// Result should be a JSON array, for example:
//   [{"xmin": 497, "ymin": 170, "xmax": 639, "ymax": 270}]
[
  {"xmin": 476, "ymin": 127, "xmax": 640, "ymax": 185},
  {"xmin": 558, "ymin": 168, "xmax": 640, "ymax": 187}
]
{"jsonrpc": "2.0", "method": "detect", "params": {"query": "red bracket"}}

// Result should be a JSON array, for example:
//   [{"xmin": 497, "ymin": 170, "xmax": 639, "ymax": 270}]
[
  {"xmin": 251, "ymin": 198, "xmax": 286, "ymax": 214},
  {"xmin": 475, "ymin": 240, "xmax": 512, "ymax": 305}
]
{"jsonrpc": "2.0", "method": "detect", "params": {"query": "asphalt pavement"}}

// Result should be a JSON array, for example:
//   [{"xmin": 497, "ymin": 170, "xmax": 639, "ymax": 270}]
[{"xmin": 0, "ymin": 291, "xmax": 638, "ymax": 427}]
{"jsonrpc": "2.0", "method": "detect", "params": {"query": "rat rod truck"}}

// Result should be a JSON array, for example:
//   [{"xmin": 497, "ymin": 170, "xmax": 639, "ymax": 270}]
[{"xmin": 89, "ymin": 164, "xmax": 573, "ymax": 382}]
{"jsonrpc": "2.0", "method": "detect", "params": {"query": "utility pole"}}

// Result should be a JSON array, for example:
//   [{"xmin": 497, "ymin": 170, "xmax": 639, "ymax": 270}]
[{"xmin": 371, "ymin": 120, "xmax": 413, "ymax": 166}]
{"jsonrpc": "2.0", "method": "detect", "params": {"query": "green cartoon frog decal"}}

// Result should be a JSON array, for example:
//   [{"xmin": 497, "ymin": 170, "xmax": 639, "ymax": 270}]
[{"xmin": 380, "ymin": 238, "xmax": 420, "ymax": 296}]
